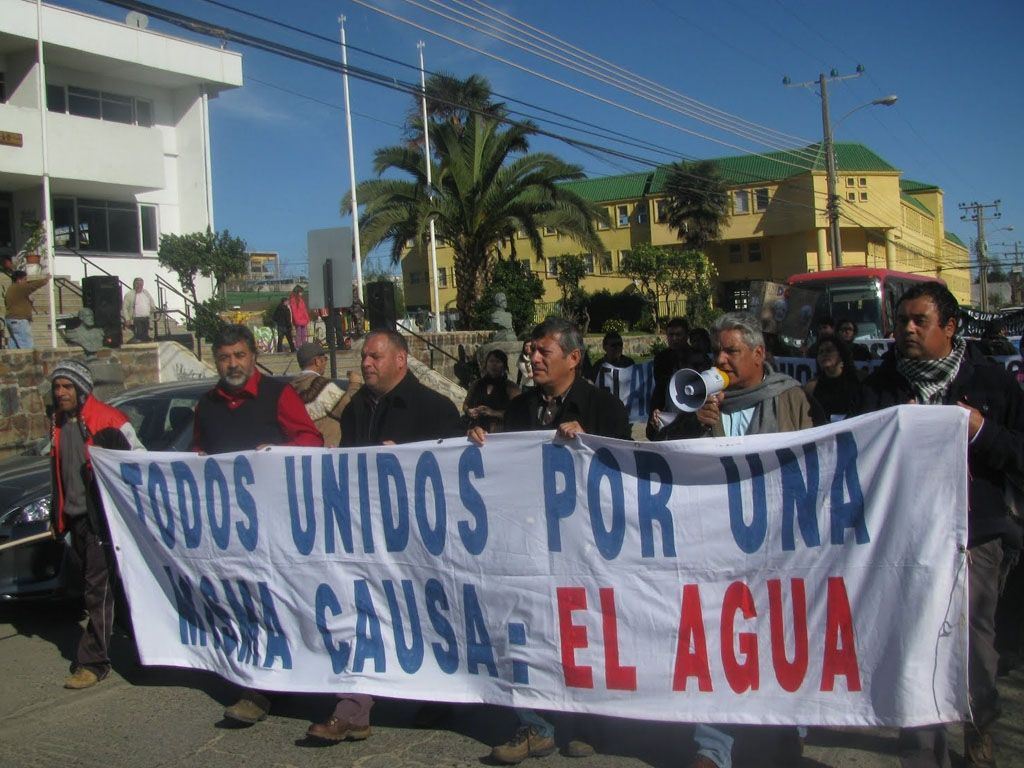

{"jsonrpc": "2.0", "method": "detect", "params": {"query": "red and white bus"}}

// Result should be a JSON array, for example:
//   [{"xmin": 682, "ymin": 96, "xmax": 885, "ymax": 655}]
[{"xmin": 787, "ymin": 268, "xmax": 943, "ymax": 340}]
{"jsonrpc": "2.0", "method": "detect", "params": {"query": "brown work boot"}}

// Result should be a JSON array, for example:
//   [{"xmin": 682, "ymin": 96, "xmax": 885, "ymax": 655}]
[
  {"xmin": 490, "ymin": 726, "xmax": 557, "ymax": 764},
  {"xmin": 223, "ymin": 691, "xmax": 271, "ymax": 724},
  {"xmin": 565, "ymin": 739, "xmax": 595, "ymax": 758},
  {"xmin": 964, "ymin": 724, "xmax": 996, "ymax": 768},
  {"xmin": 63, "ymin": 667, "xmax": 104, "ymax": 690},
  {"xmin": 306, "ymin": 717, "xmax": 371, "ymax": 742}
]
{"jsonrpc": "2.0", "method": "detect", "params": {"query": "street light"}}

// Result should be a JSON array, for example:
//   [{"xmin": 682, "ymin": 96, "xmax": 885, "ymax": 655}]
[{"xmin": 785, "ymin": 69, "xmax": 898, "ymax": 268}]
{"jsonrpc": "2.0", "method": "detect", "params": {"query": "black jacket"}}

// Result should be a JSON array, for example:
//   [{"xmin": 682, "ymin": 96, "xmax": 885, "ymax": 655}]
[
  {"xmin": 859, "ymin": 345, "xmax": 1024, "ymax": 547},
  {"xmin": 341, "ymin": 371, "xmax": 463, "ymax": 447},
  {"xmin": 504, "ymin": 376, "xmax": 631, "ymax": 440}
]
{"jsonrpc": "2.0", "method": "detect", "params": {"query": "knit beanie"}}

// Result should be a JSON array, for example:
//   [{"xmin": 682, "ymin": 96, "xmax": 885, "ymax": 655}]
[{"xmin": 49, "ymin": 359, "xmax": 94, "ymax": 399}]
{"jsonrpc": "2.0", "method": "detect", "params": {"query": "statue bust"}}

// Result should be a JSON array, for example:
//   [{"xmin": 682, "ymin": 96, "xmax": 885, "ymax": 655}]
[{"xmin": 490, "ymin": 291, "xmax": 516, "ymax": 342}]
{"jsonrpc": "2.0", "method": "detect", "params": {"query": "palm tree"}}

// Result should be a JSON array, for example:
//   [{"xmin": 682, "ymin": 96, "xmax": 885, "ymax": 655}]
[
  {"xmin": 662, "ymin": 159, "xmax": 730, "ymax": 251},
  {"xmin": 353, "ymin": 113, "xmax": 605, "ymax": 327},
  {"xmin": 406, "ymin": 71, "xmax": 507, "ymax": 136}
]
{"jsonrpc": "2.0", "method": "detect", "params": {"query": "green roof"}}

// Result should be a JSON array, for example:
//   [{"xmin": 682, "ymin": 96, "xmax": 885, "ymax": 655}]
[
  {"xmin": 559, "ymin": 172, "xmax": 651, "ymax": 203},
  {"xmin": 901, "ymin": 192, "xmax": 934, "ymax": 217},
  {"xmin": 901, "ymin": 179, "xmax": 939, "ymax": 193},
  {"xmin": 564, "ymin": 143, "xmax": 900, "ymax": 202},
  {"xmin": 946, "ymin": 231, "xmax": 967, "ymax": 248}
]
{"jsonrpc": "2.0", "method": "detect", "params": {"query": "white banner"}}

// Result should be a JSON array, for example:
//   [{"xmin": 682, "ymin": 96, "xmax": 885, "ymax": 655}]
[
  {"xmin": 594, "ymin": 361, "xmax": 654, "ymax": 420},
  {"xmin": 91, "ymin": 406, "xmax": 969, "ymax": 727}
]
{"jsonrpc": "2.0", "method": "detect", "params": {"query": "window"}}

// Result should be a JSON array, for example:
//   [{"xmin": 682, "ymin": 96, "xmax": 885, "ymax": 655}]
[
  {"xmin": 546, "ymin": 258, "xmax": 559, "ymax": 277},
  {"xmin": 47, "ymin": 84, "xmax": 154, "ymax": 127},
  {"xmin": 543, "ymin": 226, "xmax": 556, "ymax": 236},
  {"xmin": 618, "ymin": 249, "xmax": 632, "ymax": 266},
  {"xmin": 437, "ymin": 268, "xmax": 448, "ymax": 288},
  {"xmin": 847, "ymin": 191, "xmax": 857, "ymax": 202},
  {"xmin": 616, "ymin": 204, "xmax": 630, "ymax": 227},
  {"xmin": 733, "ymin": 190, "xmax": 750, "ymax": 214},
  {"xmin": 140, "ymin": 205, "xmax": 158, "ymax": 251},
  {"xmin": 754, "ymin": 188, "xmax": 770, "ymax": 212},
  {"xmin": 655, "ymin": 199, "xmax": 669, "ymax": 224},
  {"xmin": 846, "ymin": 177, "xmax": 856, "ymax": 187},
  {"xmin": 858, "ymin": 177, "xmax": 868, "ymax": 187},
  {"xmin": 596, "ymin": 209, "xmax": 609, "ymax": 231},
  {"xmin": 728, "ymin": 243, "xmax": 743, "ymax": 264},
  {"xmin": 583, "ymin": 254, "xmax": 595, "ymax": 274},
  {"xmin": 859, "ymin": 191, "xmax": 869, "ymax": 202},
  {"xmin": 637, "ymin": 206, "xmax": 648, "ymax": 224},
  {"xmin": 748, "ymin": 242, "xmax": 762, "ymax": 262},
  {"xmin": 598, "ymin": 250, "xmax": 614, "ymax": 274},
  {"xmin": 515, "ymin": 229, "xmax": 526, "ymax": 239}
]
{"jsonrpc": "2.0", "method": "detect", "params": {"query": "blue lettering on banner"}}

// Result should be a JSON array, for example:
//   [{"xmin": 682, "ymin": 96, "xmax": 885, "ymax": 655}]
[
  {"xmin": 457, "ymin": 447, "xmax": 488, "ymax": 555},
  {"xmin": 165, "ymin": 565, "xmax": 205, "ymax": 646},
  {"xmin": 777, "ymin": 445, "xmax": 822, "ymax": 550},
  {"xmin": 321, "ymin": 454, "xmax": 355, "ymax": 555},
  {"xmin": 204, "ymin": 458, "xmax": 231, "ymax": 551},
  {"xmin": 119, "ymin": 462, "xmax": 145, "ymax": 524},
  {"xmin": 425, "ymin": 578, "xmax": 459, "ymax": 674},
  {"xmin": 148, "ymin": 463, "xmax": 175, "ymax": 548},
  {"xmin": 357, "ymin": 453, "xmax": 374, "ymax": 553},
  {"xmin": 315, "ymin": 582, "xmax": 350, "ymax": 673},
  {"xmin": 223, "ymin": 579, "xmax": 261, "ymax": 666},
  {"xmin": 723, "ymin": 454, "xmax": 768, "ymax": 553},
  {"xmin": 258, "ymin": 582, "xmax": 292, "ymax": 669},
  {"xmin": 543, "ymin": 444, "xmax": 576, "ymax": 552},
  {"xmin": 830, "ymin": 432, "xmax": 869, "ymax": 545},
  {"xmin": 233, "ymin": 456, "xmax": 258, "ymax": 552},
  {"xmin": 463, "ymin": 584, "xmax": 498, "ymax": 677},
  {"xmin": 587, "ymin": 448, "xmax": 626, "ymax": 559},
  {"xmin": 199, "ymin": 575, "xmax": 237, "ymax": 655},
  {"xmin": 383, "ymin": 579, "xmax": 425, "ymax": 673},
  {"xmin": 353, "ymin": 579, "xmax": 386, "ymax": 673},
  {"xmin": 172, "ymin": 461, "xmax": 202, "ymax": 549},
  {"xmin": 635, "ymin": 451, "xmax": 676, "ymax": 558},
  {"xmin": 414, "ymin": 453, "xmax": 446, "ymax": 556},
  {"xmin": 287, "ymin": 455, "xmax": 316, "ymax": 555},
  {"xmin": 378, "ymin": 453, "xmax": 410, "ymax": 552}
]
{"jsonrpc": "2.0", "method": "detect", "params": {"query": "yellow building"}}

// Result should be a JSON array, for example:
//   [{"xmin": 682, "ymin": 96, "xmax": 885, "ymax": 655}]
[{"xmin": 401, "ymin": 142, "xmax": 970, "ymax": 316}]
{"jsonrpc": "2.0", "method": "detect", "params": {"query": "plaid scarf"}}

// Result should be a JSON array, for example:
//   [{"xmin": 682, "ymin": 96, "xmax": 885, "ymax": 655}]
[{"xmin": 895, "ymin": 336, "xmax": 966, "ymax": 404}]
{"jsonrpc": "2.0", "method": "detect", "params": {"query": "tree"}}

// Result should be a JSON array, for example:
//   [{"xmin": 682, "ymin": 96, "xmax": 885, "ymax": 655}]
[
  {"xmin": 407, "ymin": 72, "xmax": 506, "ymax": 138},
  {"xmin": 158, "ymin": 228, "xmax": 248, "ymax": 342},
  {"xmin": 664, "ymin": 249, "xmax": 718, "ymax": 323},
  {"xmin": 554, "ymin": 253, "xmax": 590, "ymax": 321},
  {"xmin": 474, "ymin": 258, "xmax": 544, "ymax": 335},
  {"xmin": 619, "ymin": 243, "xmax": 674, "ymax": 329},
  {"xmin": 353, "ymin": 111, "xmax": 605, "ymax": 328},
  {"xmin": 661, "ymin": 159, "xmax": 730, "ymax": 250}
]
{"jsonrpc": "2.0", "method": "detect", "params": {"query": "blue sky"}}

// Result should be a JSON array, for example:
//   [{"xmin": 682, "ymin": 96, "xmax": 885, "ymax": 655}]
[{"xmin": 64, "ymin": 0, "xmax": 1024, "ymax": 278}]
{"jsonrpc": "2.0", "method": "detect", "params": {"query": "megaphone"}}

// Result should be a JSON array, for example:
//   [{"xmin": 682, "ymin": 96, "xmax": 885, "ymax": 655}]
[{"xmin": 668, "ymin": 368, "xmax": 731, "ymax": 412}]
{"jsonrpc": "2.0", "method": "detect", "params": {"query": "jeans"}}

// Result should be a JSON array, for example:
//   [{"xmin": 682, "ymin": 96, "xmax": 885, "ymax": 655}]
[
  {"xmin": 515, "ymin": 707, "xmax": 555, "ymax": 738},
  {"xmin": 694, "ymin": 724, "xmax": 733, "ymax": 768},
  {"xmin": 5, "ymin": 317, "xmax": 32, "ymax": 349}
]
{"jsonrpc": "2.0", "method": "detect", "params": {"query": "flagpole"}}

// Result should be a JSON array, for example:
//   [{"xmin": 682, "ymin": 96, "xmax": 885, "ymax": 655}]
[
  {"xmin": 418, "ymin": 42, "xmax": 442, "ymax": 333},
  {"xmin": 339, "ymin": 16, "xmax": 363, "ymax": 303},
  {"xmin": 36, "ymin": 0, "xmax": 57, "ymax": 347}
]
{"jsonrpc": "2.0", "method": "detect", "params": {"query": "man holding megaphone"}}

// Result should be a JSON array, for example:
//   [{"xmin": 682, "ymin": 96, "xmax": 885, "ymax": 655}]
[{"xmin": 651, "ymin": 312, "xmax": 823, "ymax": 768}]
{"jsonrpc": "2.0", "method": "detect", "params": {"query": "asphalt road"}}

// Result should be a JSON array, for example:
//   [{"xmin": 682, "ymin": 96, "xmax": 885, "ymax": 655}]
[{"xmin": 2, "ymin": 601, "xmax": 1023, "ymax": 768}]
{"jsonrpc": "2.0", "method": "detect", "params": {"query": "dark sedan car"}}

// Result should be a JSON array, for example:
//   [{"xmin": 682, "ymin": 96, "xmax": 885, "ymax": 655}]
[{"xmin": 0, "ymin": 379, "xmax": 215, "ymax": 600}]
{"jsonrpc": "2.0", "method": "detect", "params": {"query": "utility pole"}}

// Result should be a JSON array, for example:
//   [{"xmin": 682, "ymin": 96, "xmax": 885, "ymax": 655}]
[
  {"xmin": 960, "ymin": 201, "xmax": 1001, "ymax": 311},
  {"xmin": 783, "ymin": 66, "xmax": 866, "ymax": 269}
]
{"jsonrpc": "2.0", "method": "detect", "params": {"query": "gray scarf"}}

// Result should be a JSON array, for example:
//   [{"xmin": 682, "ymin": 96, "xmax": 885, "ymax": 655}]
[
  {"xmin": 720, "ymin": 363, "xmax": 801, "ymax": 435},
  {"xmin": 895, "ymin": 336, "xmax": 966, "ymax": 404}
]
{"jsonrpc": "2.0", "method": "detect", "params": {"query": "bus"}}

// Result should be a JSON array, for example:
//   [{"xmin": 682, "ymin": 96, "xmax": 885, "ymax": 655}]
[{"xmin": 787, "ymin": 268, "xmax": 942, "ymax": 340}]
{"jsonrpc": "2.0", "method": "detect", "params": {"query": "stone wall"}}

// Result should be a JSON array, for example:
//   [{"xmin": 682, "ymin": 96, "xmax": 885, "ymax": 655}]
[{"xmin": 0, "ymin": 344, "xmax": 161, "ymax": 458}]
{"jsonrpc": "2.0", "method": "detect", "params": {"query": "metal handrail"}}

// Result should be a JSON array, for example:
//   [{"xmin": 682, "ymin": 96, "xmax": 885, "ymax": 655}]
[
  {"xmin": 59, "ymin": 247, "xmax": 134, "ymax": 294},
  {"xmin": 53, "ymin": 276, "xmax": 81, "ymax": 316},
  {"xmin": 399, "ymin": 323, "xmax": 459, "ymax": 371}
]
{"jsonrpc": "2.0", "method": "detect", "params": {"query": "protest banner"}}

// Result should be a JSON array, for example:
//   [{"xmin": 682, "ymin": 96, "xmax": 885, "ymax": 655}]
[
  {"xmin": 594, "ymin": 360, "xmax": 654, "ymax": 421},
  {"xmin": 91, "ymin": 405, "xmax": 969, "ymax": 728}
]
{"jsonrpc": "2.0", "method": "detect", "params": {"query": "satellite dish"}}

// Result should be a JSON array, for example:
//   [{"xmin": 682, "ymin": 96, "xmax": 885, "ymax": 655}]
[{"xmin": 125, "ymin": 11, "xmax": 149, "ymax": 29}]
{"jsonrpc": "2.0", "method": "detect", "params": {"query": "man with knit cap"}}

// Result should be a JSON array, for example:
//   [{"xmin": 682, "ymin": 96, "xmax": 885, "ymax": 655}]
[
  {"xmin": 49, "ymin": 359, "xmax": 143, "ymax": 690},
  {"xmin": 859, "ymin": 282, "xmax": 1024, "ymax": 768},
  {"xmin": 291, "ymin": 341, "xmax": 360, "ymax": 447}
]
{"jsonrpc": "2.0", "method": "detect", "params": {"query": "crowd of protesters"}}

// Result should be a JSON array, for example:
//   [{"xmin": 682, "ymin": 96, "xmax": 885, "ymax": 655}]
[{"xmin": 37, "ymin": 278, "xmax": 1024, "ymax": 768}]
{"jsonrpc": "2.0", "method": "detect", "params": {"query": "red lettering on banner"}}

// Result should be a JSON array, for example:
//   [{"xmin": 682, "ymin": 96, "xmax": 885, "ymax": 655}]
[
  {"xmin": 599, "ymin": 587, "xmax": 637, "ymax": 691},
  {"xmin": 721, "ymin": 581, "xmax": 759, "ymax": 693},
  {"xmin": 556, "ymin": 587, "xmax": 594, "ymax": 688},
  {"xmin": 820, "ymin": 577, "xmax": 861, "ymax": 692},
  {"xmin": 767, "ymin": 578, "xmax": 809, "ymax": 692},
  {"xmin": 672, "ymin": 584, "xmax": 713, "ymax": 691}
]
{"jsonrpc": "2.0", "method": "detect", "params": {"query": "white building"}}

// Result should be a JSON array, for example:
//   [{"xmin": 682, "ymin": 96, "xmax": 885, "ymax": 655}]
[{"xmin": 0, "ymin": 0, "xmax": 242, "ymax": 312}]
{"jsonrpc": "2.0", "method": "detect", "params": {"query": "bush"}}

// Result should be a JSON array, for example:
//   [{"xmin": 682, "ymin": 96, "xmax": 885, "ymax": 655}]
[
  {"xmin": 633, "ymin": 313, "xmax": 657, "ymax": 334},
  {"xmin": 586, "ymin": 289, "xmax": 648, "ymax": 332},
  {"xmin": 601, "ymin": 317, "xmax": 628, "ymax": 335}
]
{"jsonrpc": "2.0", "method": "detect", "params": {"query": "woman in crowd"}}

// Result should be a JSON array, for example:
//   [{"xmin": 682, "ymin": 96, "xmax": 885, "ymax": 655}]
[
  {"xmin": 803, "ymin": 336, "xmax": 864, "ymax": 421},
  {"xmin": 464, "ymin": 349, "xmax": 520, "ymax": 433},
  {"xmin": 515, "ymin": 339, "xmax": 534, "ymax": 390},
  {"xmin": 288, "ymin": 285, "xmax": 310, "ymax": 348}
]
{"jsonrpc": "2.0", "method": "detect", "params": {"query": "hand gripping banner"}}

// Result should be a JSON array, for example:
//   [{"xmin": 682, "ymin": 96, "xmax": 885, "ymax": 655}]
[{"xmin": 91, "ymin": 405, "xmax": 970, "ymax": 728}]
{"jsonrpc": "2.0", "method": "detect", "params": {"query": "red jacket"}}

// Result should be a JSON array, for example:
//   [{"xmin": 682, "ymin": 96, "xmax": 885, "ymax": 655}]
[{"xmin": 50, "ymin": 395, "xmax": 140, "ymax": 534}]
